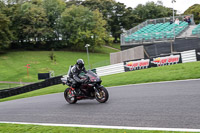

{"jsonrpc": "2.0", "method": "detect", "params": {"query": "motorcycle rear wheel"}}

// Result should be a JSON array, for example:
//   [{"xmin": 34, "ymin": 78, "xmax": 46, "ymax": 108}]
[
  {"xmin": 95, "ymin": 86, "xmax": 109, "ymax": 103},
  {"xmin": 64, "ymin": 88, "xmax": 77, "ymax": 104}
]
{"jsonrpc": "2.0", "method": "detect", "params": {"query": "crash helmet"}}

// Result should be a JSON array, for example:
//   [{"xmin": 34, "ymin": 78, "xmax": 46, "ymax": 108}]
[{"xmin": 76, "ymin": 59, "xmax": 84, "ymax": 70}]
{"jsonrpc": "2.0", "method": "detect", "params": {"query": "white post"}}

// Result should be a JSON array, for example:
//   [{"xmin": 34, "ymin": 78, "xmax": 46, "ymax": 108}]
[
  {"xmin": 172, "ymin": 0, "xmax": 176, "ymax": 40},
  {"xmin": 85, "ymin": 44, "xmax": 90, "ymax": 69}
]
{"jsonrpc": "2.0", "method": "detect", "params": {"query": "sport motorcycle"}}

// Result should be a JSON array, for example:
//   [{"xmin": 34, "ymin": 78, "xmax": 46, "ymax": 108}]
[{"xmin": 61, "ymin": 69, "xmax": 109, "ymax": 104}]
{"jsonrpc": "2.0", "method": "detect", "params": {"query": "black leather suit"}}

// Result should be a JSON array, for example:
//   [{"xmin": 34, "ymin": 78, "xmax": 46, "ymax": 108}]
[{"xmin": 69, "ymin": 65, "xmax": 87, "ymax": 88}]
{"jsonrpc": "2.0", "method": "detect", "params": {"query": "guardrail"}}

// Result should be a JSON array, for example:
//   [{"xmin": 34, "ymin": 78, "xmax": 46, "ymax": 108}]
[
  {"xmin": 181, "ymin": 50, "xmax": 197, "ymax": 63},
  {"xmin": 96, "ymin": 63, "xmax": 125, "ymax": 76},
  {"xmin": 0, "ymin": 76, "xmax": 62, "ymax": 99}
]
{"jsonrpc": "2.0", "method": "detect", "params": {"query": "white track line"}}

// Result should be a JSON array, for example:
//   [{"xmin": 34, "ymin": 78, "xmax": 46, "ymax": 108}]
[
  {"xmin": 0, "ymin": 121, "xmax": 200, "ymax": 132},
  {"xmin": 108, "ymin": 78, "xmax": 200, "ymax": 89}
]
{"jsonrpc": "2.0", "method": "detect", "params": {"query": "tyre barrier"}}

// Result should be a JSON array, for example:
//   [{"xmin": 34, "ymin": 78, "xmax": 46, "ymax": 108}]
[{"xmin": 0, "ymin": 76, "xmax": 62, "ymax": 99}]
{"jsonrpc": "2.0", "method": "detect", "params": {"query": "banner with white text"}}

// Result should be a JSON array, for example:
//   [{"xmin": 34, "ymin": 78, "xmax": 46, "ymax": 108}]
[{"xmin": 124, "ymin": 53, "xmax": 182, "ymax": 72}]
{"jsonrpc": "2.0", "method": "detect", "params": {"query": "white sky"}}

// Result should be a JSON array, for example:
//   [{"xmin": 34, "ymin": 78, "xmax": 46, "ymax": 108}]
[{"xmin": 115, "ymin": 0, "xmax": 200, "ymax": 14}]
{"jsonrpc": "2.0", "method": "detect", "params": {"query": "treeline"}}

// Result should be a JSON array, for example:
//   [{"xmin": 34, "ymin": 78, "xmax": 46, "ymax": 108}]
[{"xmin": 0, "ymin": 0, "xmax": 178, "ymax": 50}]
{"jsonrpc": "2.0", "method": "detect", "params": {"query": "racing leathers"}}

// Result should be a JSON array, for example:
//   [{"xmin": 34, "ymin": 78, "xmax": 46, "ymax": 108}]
[{"xmin": 69, "ymin": 64, "xmax": 87, "ymax": 95}]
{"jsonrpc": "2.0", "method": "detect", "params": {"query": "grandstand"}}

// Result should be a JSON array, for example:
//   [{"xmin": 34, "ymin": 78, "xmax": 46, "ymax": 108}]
[
  {"xmin": 124, "ymin": 21, "xmax": 188, "ymax": 42},
  {"xmin": 120, "ymin": 14, "xmax": 200, "ymax": 57},
  {"xmin": 121, "ymin": 14, "xmax": 199, "ymax": 46}
]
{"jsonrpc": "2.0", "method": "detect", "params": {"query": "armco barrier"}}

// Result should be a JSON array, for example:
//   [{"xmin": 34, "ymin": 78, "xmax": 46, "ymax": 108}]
[
  {"xmin": 0, "ymin": 76, "xmax": 62, "ymax": 99},
  {"xmin": 96, "ymin": 63, "xmax": 125, "ymax": 76},
  {"xmin": 181, "ymin": 50, "xmax": 197, "ymax": 63}
]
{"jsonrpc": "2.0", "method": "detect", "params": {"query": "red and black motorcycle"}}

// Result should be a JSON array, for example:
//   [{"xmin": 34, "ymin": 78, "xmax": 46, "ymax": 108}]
[{"xmin": 61, "ymin": 70, "xmax": 109, "ymax": 104}]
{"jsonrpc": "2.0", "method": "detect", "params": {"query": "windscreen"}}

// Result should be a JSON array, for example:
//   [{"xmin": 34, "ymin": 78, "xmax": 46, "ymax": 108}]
[{"xmin": 86, "ymin": 70, "xmax": 97, "ymax": 77}]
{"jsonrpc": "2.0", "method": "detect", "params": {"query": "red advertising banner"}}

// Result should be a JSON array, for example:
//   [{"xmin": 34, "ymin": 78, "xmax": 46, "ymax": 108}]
[
  {"xmin": 124, "ymin": 53, "xmax": 182, "ymax": 72},
  {"xmin": 151, "ymin": 54, "xmax": 180, "ymax": 67},
  {"xmin": 124, "ymin": 59, "xmax": 150, "ymax": 71}
]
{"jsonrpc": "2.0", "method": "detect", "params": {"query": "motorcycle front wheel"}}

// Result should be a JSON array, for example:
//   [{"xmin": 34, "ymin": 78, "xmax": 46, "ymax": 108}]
[
  {"xmin": 95, "ymin": 86, "xmax": 109, "ymax": 103},
  {"xmin": 64, "ymin": 88, "xmax": 77, "ymax": 104}
]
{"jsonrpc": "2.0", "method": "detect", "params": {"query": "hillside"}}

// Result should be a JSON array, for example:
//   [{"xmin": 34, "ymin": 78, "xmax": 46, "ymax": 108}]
[{"xmin": 0, "ymin": 47, "xmax": 119, "ymax": 82}]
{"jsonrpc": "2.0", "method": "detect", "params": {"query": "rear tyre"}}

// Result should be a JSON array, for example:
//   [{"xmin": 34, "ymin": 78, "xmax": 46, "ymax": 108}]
[
  {"xmin": 95, "ymin": 86, "xmax": 109, "ymax": 103},
  {"xmin": 64, "ymin": 88, "xmax": 77, "ymax": 104}
]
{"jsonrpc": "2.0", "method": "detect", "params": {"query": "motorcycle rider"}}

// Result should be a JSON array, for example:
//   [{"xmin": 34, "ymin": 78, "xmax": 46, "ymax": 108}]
[{"xmin": 69, "ymin": 59, "xmax": 87, "ymax": 95}]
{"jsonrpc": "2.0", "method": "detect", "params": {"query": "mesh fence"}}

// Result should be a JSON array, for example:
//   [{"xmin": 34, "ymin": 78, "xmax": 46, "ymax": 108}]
[{"xmin": 143, "ymin": 38, "xmax": 200, "ymax": 57}]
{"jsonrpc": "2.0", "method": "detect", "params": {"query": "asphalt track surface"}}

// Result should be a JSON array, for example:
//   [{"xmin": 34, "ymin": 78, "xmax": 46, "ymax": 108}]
[{"xmin": 0, "ymin": 79, "xmax": 200, "ymax": 129}]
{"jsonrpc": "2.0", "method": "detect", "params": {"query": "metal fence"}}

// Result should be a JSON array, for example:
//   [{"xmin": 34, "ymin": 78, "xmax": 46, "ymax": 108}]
[
  {"xmin": 181, "ymin": 50, "xmax": 197, "ymax": 63},
  {"xmin": 96, "ymin": 63, "xmax": 124, "ymax": 76}
]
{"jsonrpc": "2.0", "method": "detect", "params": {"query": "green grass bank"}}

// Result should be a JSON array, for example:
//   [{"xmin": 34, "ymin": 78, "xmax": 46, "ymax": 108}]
[
  {"xmin": 0, "ymin": 123, "xmax": 196, "ymax": 133},
  {"xmin": 0, "ymin": 47, "xmax": 118, "ymax": 82}
]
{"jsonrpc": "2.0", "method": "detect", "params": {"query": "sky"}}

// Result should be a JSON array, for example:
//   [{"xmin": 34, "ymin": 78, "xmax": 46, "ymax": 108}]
[{"xmin": 115, "ymin": 0, "xmax": 200, "ymax": 14}]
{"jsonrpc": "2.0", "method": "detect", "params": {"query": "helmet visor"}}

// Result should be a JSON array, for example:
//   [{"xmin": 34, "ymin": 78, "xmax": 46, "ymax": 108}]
[{"xmin": 78, "ymin": 63, "xmax": 84, "ymax": 69}]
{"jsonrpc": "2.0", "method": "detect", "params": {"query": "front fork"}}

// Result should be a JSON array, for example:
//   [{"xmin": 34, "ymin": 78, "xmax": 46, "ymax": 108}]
[{"xmin": 93, "ymin": 85, "xmax": 103, "ymax": 96}]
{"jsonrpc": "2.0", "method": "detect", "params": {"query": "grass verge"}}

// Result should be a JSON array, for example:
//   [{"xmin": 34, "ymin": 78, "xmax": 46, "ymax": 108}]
[
  {"xmin": 0, "ymin": 61, "xmax": 200, "ymax": 102},
  {"xmin": 0, "ymin": 123, "xmax": 195, "ymax": 133}
]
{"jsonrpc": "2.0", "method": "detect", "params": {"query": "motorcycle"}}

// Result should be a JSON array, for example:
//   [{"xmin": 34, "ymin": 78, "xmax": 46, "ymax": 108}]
[{"xmin": 61, "ymin": 69, "xmax": 109, "ymax": 104}]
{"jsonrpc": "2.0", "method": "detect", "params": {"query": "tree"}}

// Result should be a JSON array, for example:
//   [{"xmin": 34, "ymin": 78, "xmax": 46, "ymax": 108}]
[
  {"xmin": 109, "ymin": 2, "xmax": 127, "ymax": 42},
  {"xmin": 65, "ymin": 0, "xmax": 82, "ymax": 8},
  {"xmin": 121, "ymin": 7, "xmax": 140, "ymax": 30},
  {"xmin": 90, "ymin": 10, "xmax": 111, "ymax": 49},
  {"xmin": 81, "ymin": 0, "xmax": 127, "ymax": 42},
  {"xmin": 42, "ymin": 0, "xmax": 66, "ymax": 41},
  {"xmin": 184, "ymin": 4, "xmax": 200, "ymax": 24},
  {"xmin": 59, "ymin": 5, "xmax": 110, "ymax": 51},
  {"xmin": 12, "ymin": 1, "xmax": 50, "ymax": 46},
  {"xmin": 0, "ymin": 1, "xmax": 13, "ymax": 50},
  {"xmin": 1, "ymin": 0, "xmax": 29, "ymax": 4},
  {"xmin": 133, "ymin": 1, "xmax": 173, "ymax": 22}
]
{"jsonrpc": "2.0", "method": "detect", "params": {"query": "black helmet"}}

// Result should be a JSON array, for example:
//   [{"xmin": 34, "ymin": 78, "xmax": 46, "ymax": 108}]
[{"xmin": 76, "ymin": 59, "xmax": 84, "ymax": 70}]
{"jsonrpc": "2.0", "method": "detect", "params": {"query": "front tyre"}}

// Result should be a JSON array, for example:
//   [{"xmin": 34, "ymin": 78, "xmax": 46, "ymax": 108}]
[
  {"xmin": 95, "ymin": 86, "xmax": 109, "ymax": 103},
  {"xmin": 64, "ymin": 88, "xmax": 77, "ymax": 104}
]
